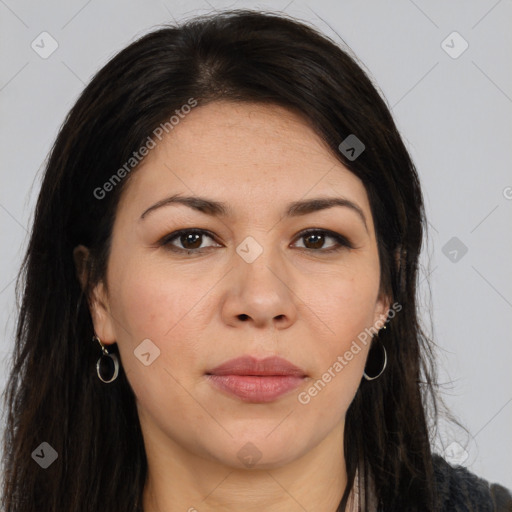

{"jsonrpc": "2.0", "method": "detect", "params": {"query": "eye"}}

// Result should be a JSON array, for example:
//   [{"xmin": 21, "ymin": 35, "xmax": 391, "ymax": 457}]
[
  {"xmin": 158, "ymin": 228, "xmax": 353, "ymax": 254},
  {"xmin": 159, "ymin": 229, "xmax": 220, "ymax": 253},
  {"xmin": 292, "ymin": 229, "xmax": 354, "ymax": 253}
]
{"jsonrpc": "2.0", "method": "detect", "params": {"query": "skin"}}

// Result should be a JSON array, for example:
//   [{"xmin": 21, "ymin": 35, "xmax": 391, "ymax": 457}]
[{"xmin": 75, "ymin": 101, "xmax": 390, "ymax": 512}]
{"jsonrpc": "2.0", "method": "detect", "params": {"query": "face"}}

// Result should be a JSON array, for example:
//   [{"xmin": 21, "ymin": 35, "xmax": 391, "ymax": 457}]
[{"xmin": 86, "ymin": 101, "xmax": 390, "ymax": 470}]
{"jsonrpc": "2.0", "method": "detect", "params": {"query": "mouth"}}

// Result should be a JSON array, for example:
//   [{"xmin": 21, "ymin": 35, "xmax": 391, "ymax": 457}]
[{"xmin": 205, "ymin": 355, "xmax": 308, "ymax": 403}]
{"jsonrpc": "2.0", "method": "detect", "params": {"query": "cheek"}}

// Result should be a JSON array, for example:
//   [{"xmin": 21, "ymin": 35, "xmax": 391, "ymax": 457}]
[
  {"xmin": 106, "ymin": 257, "xmax": 220, "ymax": 375},
  {"xmin": 110, "ymin": 248, "xmax": 211, "ymax": 329},
  {"xmin": 300, "ymin": 270, "xmax": 378, "ymax": 397},
  {"xmin": 107, "ymin": 262, "xmax": 212, "ymax": 422},
  {"xmin": 113, "ymin": 266, "xmax": 184, "ymax": 337},
  {"xmin": 314, "ymin": 270, "xmax": 380, "ymax": 343}
]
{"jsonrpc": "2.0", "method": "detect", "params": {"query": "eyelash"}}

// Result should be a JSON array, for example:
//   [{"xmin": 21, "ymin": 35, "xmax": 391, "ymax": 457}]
[{"xmin": 158, "ymin": 228, "xmax": 354, "ymax": 254}]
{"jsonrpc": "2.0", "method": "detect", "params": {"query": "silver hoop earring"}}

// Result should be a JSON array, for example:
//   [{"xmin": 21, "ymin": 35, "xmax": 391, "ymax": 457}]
[
  {"xmin": 94, "ymin": 335, "xmax": 119, "ymax": 383},
  {"xmin": 363, "ymin": 336, "xmax": 387, "ymax": 381}
]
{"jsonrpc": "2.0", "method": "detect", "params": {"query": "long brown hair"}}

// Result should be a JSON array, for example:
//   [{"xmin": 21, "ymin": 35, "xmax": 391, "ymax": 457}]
[{"xmin": 2, "ymin": 9, "xmax": 446, "ymax": 511}]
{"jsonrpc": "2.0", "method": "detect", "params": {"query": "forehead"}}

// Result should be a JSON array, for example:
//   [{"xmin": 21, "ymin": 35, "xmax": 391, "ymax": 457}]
[{"xmin": 117, "ymin": 101, "xmax": 372, "ymax": 223}]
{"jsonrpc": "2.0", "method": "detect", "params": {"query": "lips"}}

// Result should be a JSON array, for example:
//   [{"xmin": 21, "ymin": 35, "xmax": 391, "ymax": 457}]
[
  {"xmin": 205, "ymin": 355, "xmax": 308, "ymax": 403},
  {"xmin": 206, "ymin": 355, "xmax": 307, "ymax": 377}
]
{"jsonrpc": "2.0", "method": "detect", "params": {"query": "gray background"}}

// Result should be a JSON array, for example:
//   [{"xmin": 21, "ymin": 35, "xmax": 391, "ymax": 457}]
[{"xmin": 1, "ymin": 0, "xmax": 511, "ymax": 490}]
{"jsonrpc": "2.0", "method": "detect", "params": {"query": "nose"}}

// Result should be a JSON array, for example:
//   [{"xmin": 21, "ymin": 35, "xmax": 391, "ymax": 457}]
[{"xmin": 221, "ymin": 242, "xmax": 298, "ymax": 329}]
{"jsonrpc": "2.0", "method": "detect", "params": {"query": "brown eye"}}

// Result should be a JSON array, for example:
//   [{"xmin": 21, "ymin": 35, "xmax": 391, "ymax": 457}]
[
  {"xmin": 159, "ymin": 228, "xmax": 353, "ymax": 255},
  {"xmin": 293, "ymin": 229, "xmax": 353, "ymax": 252},
  {"xmin": 303, "ymin": 232, "xmax": 325, "ymax": 249},
  {"xmin": 160, "ymin": 229, "xmax": 219, "ymax": 252},
  {"xmin": 178, "ymin": 232, "xmax": 202, "ymax": 250}
]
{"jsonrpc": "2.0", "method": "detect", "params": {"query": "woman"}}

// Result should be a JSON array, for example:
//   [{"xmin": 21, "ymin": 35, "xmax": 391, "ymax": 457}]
[{"xmin": 1, "ymin": 9, "xmax": 510, "ymax": 512}]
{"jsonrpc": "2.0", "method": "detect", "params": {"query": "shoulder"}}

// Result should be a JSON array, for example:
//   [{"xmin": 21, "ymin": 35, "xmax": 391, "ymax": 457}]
[{"xmin": 432, "ymin": 454, "xmax": 512, "ymax": 511}]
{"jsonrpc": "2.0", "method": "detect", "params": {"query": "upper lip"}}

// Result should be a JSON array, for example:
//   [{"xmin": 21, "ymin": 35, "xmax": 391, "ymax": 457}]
[{"xmin": 206, "ymin": 355, "xmax": 307, "ymax": 377}]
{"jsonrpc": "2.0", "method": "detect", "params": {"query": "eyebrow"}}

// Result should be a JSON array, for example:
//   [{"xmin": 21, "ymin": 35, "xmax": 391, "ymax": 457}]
[{"xmin": 139, "ymin": 194, "xmax": 368, "ymax": 232}]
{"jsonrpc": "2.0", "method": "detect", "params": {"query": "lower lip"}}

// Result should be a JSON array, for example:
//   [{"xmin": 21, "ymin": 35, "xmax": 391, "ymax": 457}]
[{"xmin": 206, "ymin": 374, "xmax": 305, "ymax": 403}]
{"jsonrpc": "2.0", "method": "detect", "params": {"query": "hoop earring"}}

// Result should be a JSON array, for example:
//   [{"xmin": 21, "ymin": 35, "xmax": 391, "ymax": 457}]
[
  {"xmin": 94, "ymin": 335, "xmax": 119, "ymax": 383},
  {"xmin": 363, "ymin": 331, "xmax": 387, "ymax": 381}
]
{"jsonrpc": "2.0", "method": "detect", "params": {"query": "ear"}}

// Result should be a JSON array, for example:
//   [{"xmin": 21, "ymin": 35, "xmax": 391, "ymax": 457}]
[
  {"xmin": 373, "ymin": 289, "xmax": 391, "ymax": 329},
  {"xmin": 372, "ymin": 247, "xmax": 399, "ymax": 328},
  {"xmin": 73, "ymin": 245, "xmax": 116, "ymax": 345}
]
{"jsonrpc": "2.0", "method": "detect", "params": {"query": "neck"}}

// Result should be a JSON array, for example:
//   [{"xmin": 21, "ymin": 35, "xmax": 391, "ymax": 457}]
[{"xmin": 141, "ymin": 421, "xmax": 348, "ymax": 512}]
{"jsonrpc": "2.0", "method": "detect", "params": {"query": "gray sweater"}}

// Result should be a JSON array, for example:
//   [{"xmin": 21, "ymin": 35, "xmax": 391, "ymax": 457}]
[{"xmin": 430, "ymin": 455, "xmax": 512, "ymax": 511}]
